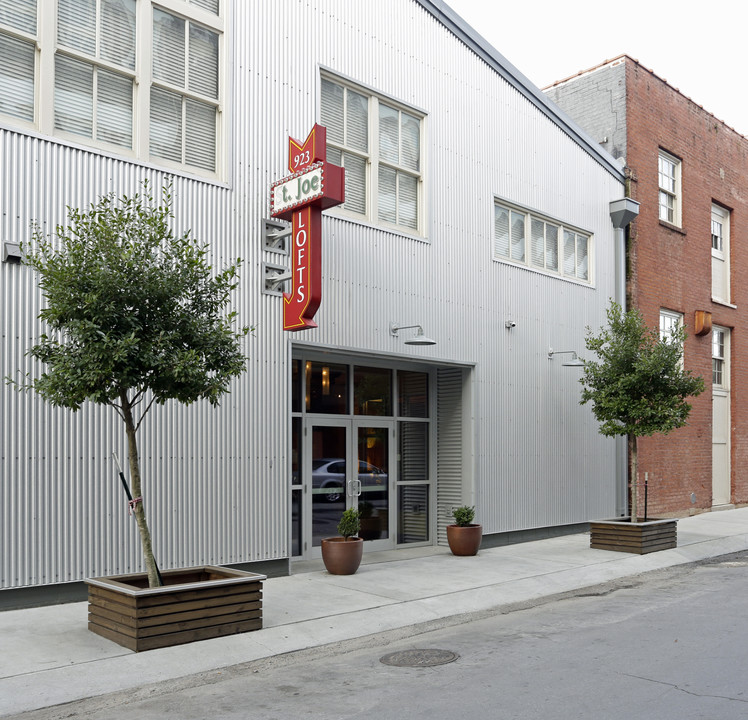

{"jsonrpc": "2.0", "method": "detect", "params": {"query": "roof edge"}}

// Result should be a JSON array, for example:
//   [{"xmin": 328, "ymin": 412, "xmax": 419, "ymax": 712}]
[
  {"xmin": 415, "ymin": 0, "xmax": 625, "ymax": 182},
  {"xmin": 546, "ymin": 54, "xmax": 747, "ymax": 142}
]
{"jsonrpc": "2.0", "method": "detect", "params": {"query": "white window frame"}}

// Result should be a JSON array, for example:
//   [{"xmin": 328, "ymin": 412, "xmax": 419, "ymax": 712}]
[
  {"xmin": 712, "ymin": 326, "xmax": 729, "ymax": 389},
  {"xmin": 659, "ymin": 308, "xmax": 684, "ymax": 367},
  {"xmin": 0, "ymin": 0, "xmax": 225, "ymax": 179},
  {"xmin": 493, "ymin": 199, "xmax": 593, "ymax": 284},
  {"xmin": 320, "ymin": 71, "xmax": 426, "ymax": 237},
  {"xmin": 658, "ymin": 150, "xmax": 681, "ymax": 226},
  {"xmin": 659, "ymin": 308, "xmax": 683, "ymax": 341},
  {"xmin": 711, "ymin": 203, "xmax": 730, "ymax": 304},
  {"xmin": 711, "ymin": 204, "xmax": 727, "ymax": 257}
]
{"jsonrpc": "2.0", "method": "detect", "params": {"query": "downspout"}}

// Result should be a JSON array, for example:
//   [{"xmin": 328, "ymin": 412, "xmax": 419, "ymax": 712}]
[{"xmin": 609, "ymin": 197, "xmax": 640, "ymax": 516}]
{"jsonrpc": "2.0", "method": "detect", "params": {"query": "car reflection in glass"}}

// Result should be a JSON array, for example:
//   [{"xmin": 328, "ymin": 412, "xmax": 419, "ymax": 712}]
[{"xmin": 312, "ymin": 458, "xmax": 387, "ymax": 503}]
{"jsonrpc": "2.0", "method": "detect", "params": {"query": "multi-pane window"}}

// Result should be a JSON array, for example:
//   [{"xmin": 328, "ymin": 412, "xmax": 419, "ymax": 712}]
[
  {"xmin": 659, "ymin": 309, "xmax": 682, "ymax": 342},
  {"xmin": 659, "ymin": 309, "xmax": 684, "ymax": 369},
  {"xmin": 494, "ymin": 202, "xmax": 591, "ymax": 282},
  {"xmin": 321, "ymin": 75, "xmax": 423, "ymax": 235},
  {"xmin": 0, "ymin": 0, "xmax": 37, "ymax": 123},
  {"xmin": 711, "ymin": 203, "xmax": 730, "ymax": 303},
  {"xmin": 712, "ymin": 212, "xmax": 724, "ymax": 253},
  {"xmin": 658, "ymin": 150, "xmax": 681, "ymax": 225},
  {"xmin": 55, "ymin": 0, "xmax": 136, "ymax": 148},
  {"xmin": 150, "ymin": 7, "xmax": 219, "ymax": 170},
  {"xmin": 713, "ymin": 328, "xmax": 726, "ymax": 387},
  {"xmin": 0, "ymin": 0, "xmax": 222, "ymax": 175}
]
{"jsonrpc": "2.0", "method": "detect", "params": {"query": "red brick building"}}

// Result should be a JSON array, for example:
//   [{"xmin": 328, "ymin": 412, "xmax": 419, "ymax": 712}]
[{"xmin": 546, "ymin": 55, "xmax": 748, "ymax": 516}]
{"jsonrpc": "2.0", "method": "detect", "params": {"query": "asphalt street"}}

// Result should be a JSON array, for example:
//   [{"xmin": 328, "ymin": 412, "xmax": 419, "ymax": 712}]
[{"xmin": 13, "ymin": 551, "xmax": 748, "ymax": 720}]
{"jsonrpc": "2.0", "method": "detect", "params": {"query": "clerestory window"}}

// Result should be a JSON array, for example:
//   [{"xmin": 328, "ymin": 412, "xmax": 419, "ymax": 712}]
[{"xmin": 494, "ymin": 201, "xmax": 592, "ymax": 283}]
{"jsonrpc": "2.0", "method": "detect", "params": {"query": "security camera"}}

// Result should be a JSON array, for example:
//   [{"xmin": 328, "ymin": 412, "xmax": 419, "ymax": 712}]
[{"xmin": 505, "ymin": 320, "xmax": 516, "ymax": 329}]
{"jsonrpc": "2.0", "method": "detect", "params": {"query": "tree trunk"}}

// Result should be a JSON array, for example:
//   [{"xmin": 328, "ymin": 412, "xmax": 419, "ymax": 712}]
[
  {"xmin": 629, "ymin": 434, "xmax": 638, "ymax": 523},
  {"xmin": 121, "ymin": 391, "xmax": 162, "ymax": 587}
]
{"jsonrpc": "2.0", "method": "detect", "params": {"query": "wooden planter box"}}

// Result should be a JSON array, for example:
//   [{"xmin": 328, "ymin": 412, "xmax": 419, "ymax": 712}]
[
  {"xmin": 589, "ymin": 518, "xmax": 677, "ymax": 554},
  {"xmin": 86, "ymin": 565, "xmax": 265, "ymax": 652}
]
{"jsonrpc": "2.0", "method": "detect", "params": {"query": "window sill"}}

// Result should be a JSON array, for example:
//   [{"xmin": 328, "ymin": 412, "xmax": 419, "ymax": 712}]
[
  {"xmin": 659, "ymin": 220, "xmax": 686, "ymax": 236},
  {"xmin": 0, "ymin": 120, "xmax": 229, "ymax": 188},
  {"xmin": 492, "ymin": 257, "xmax": 594, "ymax": 288},
  {"xmin": 712, "ymin": 298, "xmax": 737, "ymax": 309}
]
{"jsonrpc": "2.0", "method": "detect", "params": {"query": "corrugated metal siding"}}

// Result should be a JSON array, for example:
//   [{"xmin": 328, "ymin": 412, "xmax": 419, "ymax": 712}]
[
  {"xmin": 2, "ymin": 0, "xmax": 624, "ymax": 590},
  {"xmin": 436, "ymin": 368, "xmax": 465, "ymax": 546}
]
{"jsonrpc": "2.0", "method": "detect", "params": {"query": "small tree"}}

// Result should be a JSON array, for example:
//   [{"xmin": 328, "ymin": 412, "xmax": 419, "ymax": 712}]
[
  {"xmin": 580, "ymin": 301, "xmax": 704, "ymax": 520},
  {"xmin": 18, "ymin": 184, "xmax": 248, "ymax": 587},
  {"xmin": 337, "ymin": 508, "xmax": 360, "ymax": 539}
]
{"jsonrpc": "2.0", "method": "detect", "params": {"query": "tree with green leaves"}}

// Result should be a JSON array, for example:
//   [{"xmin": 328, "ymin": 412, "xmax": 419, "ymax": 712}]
[
  {"xmin": 580, "ymin": 301, "xmax": 704, "ymax": 521},
  {"xmin": 17, "ymin": 183, "xmax": 248, "ymax": 587}
]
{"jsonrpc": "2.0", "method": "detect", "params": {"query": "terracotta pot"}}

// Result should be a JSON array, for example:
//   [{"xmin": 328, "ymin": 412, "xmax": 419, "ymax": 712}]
[
  {"xmin": 446, "ymin": 524, "xmax": 482, "ymax": 556},
  {"xmin": 321, "ymin": 536, "xmax": 364, "ymax": 575}
]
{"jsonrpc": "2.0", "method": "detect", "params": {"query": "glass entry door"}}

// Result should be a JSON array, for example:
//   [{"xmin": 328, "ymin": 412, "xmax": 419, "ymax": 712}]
[
  {"xmin": 307, "ymin": 418, "xmax": 393, "ymax": 554},
  {"xmin": 356, "ymin": 423, "xmax": 390, "ymax": 546}
]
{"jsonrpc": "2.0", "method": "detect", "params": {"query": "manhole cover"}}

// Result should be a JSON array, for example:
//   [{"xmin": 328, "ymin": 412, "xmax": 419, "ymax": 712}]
[{"xmin": 380, "ymin": 649, "xmax": 459, "ymax": 667}]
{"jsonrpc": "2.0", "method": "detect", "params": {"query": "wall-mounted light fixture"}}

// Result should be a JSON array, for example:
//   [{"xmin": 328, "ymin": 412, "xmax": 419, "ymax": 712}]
[
  {"xmin": 548, "ymin": 348, "xmax": 585, "ymax": 367},
  {"xmin": 390, "ymin": 323, "xmax": 436, "ymax": 346}
]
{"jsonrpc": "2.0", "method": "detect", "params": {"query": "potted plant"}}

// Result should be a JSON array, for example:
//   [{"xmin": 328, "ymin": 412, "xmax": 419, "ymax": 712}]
[
  {"xmin": 321, "ymin": 508, "xmax": 363, "ymax": 575},
  {"xmin": 14, "ymin": 184, "xmax": 264, "ymax": 650},
  {"xmin": 446, "ymin": 505, "xmax": 482, "ymax": 556},
  {"xmin": 580, "ymin": 301, "xmax": 705, "ymax": 553}
]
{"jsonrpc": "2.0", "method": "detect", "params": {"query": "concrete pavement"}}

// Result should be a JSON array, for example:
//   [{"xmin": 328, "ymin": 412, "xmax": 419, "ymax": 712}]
[{"xmin": 3, "ymin": 507, "xmax": 748, "ymax": 717}]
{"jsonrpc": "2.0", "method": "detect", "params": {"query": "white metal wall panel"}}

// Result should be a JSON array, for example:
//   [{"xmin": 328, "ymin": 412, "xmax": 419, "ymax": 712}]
[
  {"xmin": 1, "ymin": 0, "xmax": 624, "ymax": 590},
  {"xmin": 436, "ymin": 368, "xmax": 465, "ymax": 546}
]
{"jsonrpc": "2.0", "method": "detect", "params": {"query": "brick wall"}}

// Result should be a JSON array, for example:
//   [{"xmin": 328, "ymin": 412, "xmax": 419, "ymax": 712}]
[
  {"xmin": 625, "ymin": 58, "xmax": 748, "ymax": 515},
  {"xmin": 548, "ymin": 56, "xmax": 748, "ymax": 516}
]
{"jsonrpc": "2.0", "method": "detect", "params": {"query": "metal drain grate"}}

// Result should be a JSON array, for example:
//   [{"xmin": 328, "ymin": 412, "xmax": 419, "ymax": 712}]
[{"xmin": 380, "ymin": 649, "xmax": 459, "ymax": 667}]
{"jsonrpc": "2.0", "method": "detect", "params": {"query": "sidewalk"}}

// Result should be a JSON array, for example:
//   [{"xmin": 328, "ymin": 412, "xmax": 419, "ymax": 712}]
[{"xmin": 3, "ymin": 507, "xmax": 748, "ymax": 717}]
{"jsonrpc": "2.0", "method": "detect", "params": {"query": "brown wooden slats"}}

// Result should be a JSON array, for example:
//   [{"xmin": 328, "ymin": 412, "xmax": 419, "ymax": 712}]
[
  {"xmin": 89, "ymin": 597, "xmax": 262, "ymax": 630},
  {"xmin": 136, "ymin": 591, "xmax": 261, "ymax": 618},
  {"xmin": 88, "ymin": 622, "xmax": 139, "ymax": 652},
  {"xmin": 86, "ymin": 567, "xmax": 265, "ymax": 651},
  {"xmin": 88, "ymin": 616, "xmax": 263, "ymax": 652},
  {"xmin": 133, "ymin": 619, "xmax": 263, "ymax": 652},
  {"xmin": 590, "ymin": 521, "xmax": 677, "ymax": 554},
  {"xmin": 134, "ymin": 582, "xmax": 262, "ymax": 608},
  {"xmin": 89, "ymin": 606, "xmax": 261, "ymax": 639}
]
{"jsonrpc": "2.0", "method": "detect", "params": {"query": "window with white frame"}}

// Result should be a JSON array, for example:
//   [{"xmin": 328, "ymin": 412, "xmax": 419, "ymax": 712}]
[
  {"xmin": 320, "ymin": 74, "xmax": 423, "ymax": 235},
  {"xmin": 494, "ymin": 201, "xmax": 591, "ymax": 282},
  {"xmin": 0, "ymin": 1, "xmax": 37, "ymax": 123},
  {"xmin": 711, "ymin": 203, "xmax": 730, "ymax": 303},
  {"xmin": 0, "ymin": 0, "xmax": 223, "ymax": 175},
  {"xmin": 659, "ymin": 308, "xmax": 684, "ymax": 355},
  {"xmin": 712, "ymin": 327, "xmax": 727, "ymax": 387},
  {"xmin": 658, "ymin": 150, "xmax": 681, "ymax": 225}
]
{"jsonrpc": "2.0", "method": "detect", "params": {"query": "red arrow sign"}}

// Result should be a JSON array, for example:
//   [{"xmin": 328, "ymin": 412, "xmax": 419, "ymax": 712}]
[{"xmin": 270, "ymin": 125, "xmax": 344, "ymax": 331}]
